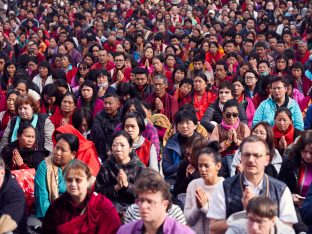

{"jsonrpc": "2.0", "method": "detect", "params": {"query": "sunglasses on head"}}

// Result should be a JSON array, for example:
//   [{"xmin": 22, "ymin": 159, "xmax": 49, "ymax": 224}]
[{"xmin": 225, "ymin": 112, "xmax": 239, "ymax": 118}]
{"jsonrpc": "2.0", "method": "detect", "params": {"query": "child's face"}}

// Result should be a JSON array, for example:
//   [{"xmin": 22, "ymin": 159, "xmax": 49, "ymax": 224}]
[{"xmin": 180, "ymin": 83, "xmax": 192, "ymax": 96}]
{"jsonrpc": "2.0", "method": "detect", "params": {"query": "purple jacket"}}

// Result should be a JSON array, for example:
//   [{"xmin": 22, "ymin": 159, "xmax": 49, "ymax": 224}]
[{"xmin": 117, "ymin": 216, "xmax": 195, "ymax": 234}]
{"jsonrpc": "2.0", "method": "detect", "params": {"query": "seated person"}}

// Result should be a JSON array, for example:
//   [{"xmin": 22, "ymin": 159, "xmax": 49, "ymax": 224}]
[
  {"xmin": 117, "ymin": 169, "xmax": 195, "ymax": 234},
  {"xmin": 210, "ymin": 100, "xmax": 250, "ymax": 157},
  {"xmin": 226, "ymin": 196, "xmax": 295, "ymax": 234},
  {"xmin": 42, "ymin": 160, "xmax": 121, "ymax": 234},
  {"xmin": 35, "ymin": 134, "xmax": 79, "ymax": 219},
  {"xmin": 121, "ymin": 112, "xmax": 158, "ymax": 170},
  {"xmin": 162, "ymin": 109, "xmax": 199, "ymax": 185},
  {"xmin": 95, "ymin": 131, "xmax": 145, "ymax": 214},
  {"xmin": 0, "ymin": 155, "xmax": 26, "ymax": 233},
  {"xmin": 2, "ymin": 122, "xmax": 48, "ymax": 170}
]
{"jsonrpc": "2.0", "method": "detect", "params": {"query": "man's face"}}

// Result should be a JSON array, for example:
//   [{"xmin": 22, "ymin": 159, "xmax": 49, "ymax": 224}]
[
  {"xmin": 224, "ymin": 43, "xmax": 235, "ymax": 53},
  {"xmin": 215, "ymin": 64, "xmax": 226, "ymax": 80},
  {"xmin": 241, "ymin": 141, "xmax": 270, "ymax": 177},
  {"xmin": 153, "ymin": 78, "xmax": 167, "ymax": 97},
  {"xmin": 256, "ymin": 46, "xmax": 266, "ymax": 57},
  {"xmin": 258, "ymin": 63, "xmax": 270, "ymax": 74},
  {"xmin": 271, "ymin": 81, "xmax": 286, "ymax": 100},
  {"xmin": 114, "ymin": 55, "xmax": 125, "ymax": 69},
  {"xmin": 247, "ymin": 212, "xmax": 275, "ymax": 234},
  {"xmin": 98, "ymin": 50, "xmax": 108, "ymax": 64},
  {"xmin": 104, "ymin": 97, "xmax": 120, "ymax": 116},
  {"xmin": 243, "ymin": 42, "xmax": 253, "ymax": 53},
  {"xmin": 268, "ymin": 38, "xmax": 277, "ymax": 50},
  {"xmin": 298, "ymin": 43, "xmax": 307, "ymax": 54},
  {"xmin": 246, "ymin": 19, "xmax": 255, "ymax": 29},
  {"xmin": 275, "ymin": 43, "xmax": 285, "ymax": 53},
  {"xmin": 29, "ymin": 44, "xmax": 38, "ymax": 55},
  {"xmin": 27, "ymin": 12, "xmax": 34, "ymax": 20},
  {"xmin": 135, "ymin": 74, "xmax": 148, "ymax": 86},
  {"xmin": 193, "ymin": 61, "xmax": 203, "ymax": 71},
  {"xmin": 137, "ymin": 190, "xmax": 168, "ymax": 224}
]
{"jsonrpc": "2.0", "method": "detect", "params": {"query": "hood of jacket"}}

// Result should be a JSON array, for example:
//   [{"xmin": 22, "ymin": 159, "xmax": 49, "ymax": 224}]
[{"xmin": 53, "ymin": 124, "xmax": 94, "ymax": 152}]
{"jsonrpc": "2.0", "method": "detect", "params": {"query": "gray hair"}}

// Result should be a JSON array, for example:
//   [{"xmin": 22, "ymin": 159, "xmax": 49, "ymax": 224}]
[{"xmin": 153, "ymin": 74, "xmax": 168, "ymax": 85}]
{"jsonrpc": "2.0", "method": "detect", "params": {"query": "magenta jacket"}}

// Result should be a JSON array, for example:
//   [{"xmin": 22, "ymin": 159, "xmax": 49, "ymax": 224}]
[
  {"xmin": 245, "ymin": 96, "xmax": 256, "ymax": 129},
  {"xmin": 117, "ymin": 216, "xmax": 195, "ymax": 234},
  {"xmin": 292, "ymin": 88, "xmax": 311, "ymax": 111},
  {"xmin": 77, "ymin": 98, "xmax": 104, "ymax": 117}
]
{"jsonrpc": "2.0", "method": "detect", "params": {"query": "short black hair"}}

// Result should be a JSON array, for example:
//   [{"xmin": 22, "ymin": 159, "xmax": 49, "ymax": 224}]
[
  {"xmin": 174, "ymin": 109, "xmax": 198, "ymax": 125},
  {"xmin": 122, "ymin": 112, "xmax": 146, "ymax": 133},
  {"xmin": 72, "ymin": 107, "xmax": 93, "ymax": 133},
  {"xmin": 56, "ymin": 133, "xmax": 79, "ymax": 152}
]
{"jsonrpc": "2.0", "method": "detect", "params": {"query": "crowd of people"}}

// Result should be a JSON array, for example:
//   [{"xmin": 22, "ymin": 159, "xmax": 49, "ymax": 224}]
[{"xmin": 1, "ymin": 0, "xmax": 312, "ymax": 233}]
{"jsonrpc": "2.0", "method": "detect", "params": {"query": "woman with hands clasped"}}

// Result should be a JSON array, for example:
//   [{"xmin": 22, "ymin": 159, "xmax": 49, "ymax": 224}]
[
  {"xmin": 184, "ymin": 142, "xmax": 224, "ymax": 234},
  {"xmin": 209, "ymin": 100, "xmax": 250, "ymax": 157},
  {"xmin": 95, "ymin": 131, "xmax": 145, "ymax": 215}
]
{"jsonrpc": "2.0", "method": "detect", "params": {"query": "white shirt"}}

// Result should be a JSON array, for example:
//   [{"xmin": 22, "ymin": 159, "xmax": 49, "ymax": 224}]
[{"xmin": 206, "ymin": 176, "xmax": 298, "ymax": 224}]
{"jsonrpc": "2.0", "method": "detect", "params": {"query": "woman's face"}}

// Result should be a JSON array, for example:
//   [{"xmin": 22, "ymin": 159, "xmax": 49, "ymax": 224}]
[
  {"xmin": 209, "ymin": 44, "xmax": 218, "ymax": 54},
  {"xmin": 58, "ymin": 45, "xmax": 67, "ymax": 54},
  {"xmin": 44, "ymin": 95, "xmax": 56, "ymax": 105},
  {"xmin": 193, "ymin": 76, "xmax": 207, "ymax": 92},
  {"xmin": 78, "ymin": 65, "xmax": 89, "ymax": 77},
  {"xmin": 244, "ymin": 72, "xmax": 257, "ymax": 87},
  {"xmin": 53, "ymin": 139, "xmax": 75, "ymax": 167},
  {"xmin": 123, "ymin": 40, "xmax": 131, "ymax": 50},
  {"xmin": 79, "ymin": 118, "xmax": 89, "ymax": 134},
  {"xmin": 116, "ymin": 44, "xmax": 124, "ymax": 53},
  {"xmin": 66, "ymin": 169, "xmax": 89, "ymax": 202},
  {"xmin": 83, "ymin": 56, "xmax": 93, "ymax": 66},
  {"xmin": 223, "ymin": 106, "xmax": 239, "ymax": 125},
  {"xmin": 39, "ymin": 66, "xmax": 49, "ymax": 77},
  {"xmin": 111, "ymin": 135, "xmax": 132, "ymax": 164},
  {"xmin": 19, "ymin": 34, "xmax": 26, "ymax": 43},
  {"xmin": 124, "ymin": 117, "xmax": 140, "ymax": 141},
  {"xmin": 177, "ymin": 120, "xmax": 197, "ymax": 137},
  {"xmin": 152, "ymin": 58, "xmax": 163, "ymax": 73},
  {"xmin": 7, "ymin": 64, "xmax": 16, "ymax": 76},
  {"xmin": 8, "ymin": 33, "xmax": 15, "ymax": 42},
  {"xmin": 15, "ymin": 83, "xmax": 27, "ymax": 96},
  {"xmin": 6, "ymin": 93, "xmax": 17, "ymax": 112},
  {"xmin": 145, "ymin": 48, "xmax": 154, "ymax": 59},
  {"xmin": 219, "ymin": 88, "xmax": 233, "ymax": 104},
  {"xmin": 252, "ymin": 124, "xmax": 267, "ymax": 141},
  {"xmin": 276, "ymin": 59, "xmax": 287, "ymax": 70},
  {"xmin": 301, "ymin": 143, "xmax": 312, "ymax": 164},
  {"xmin": 275, "ymin": 111, "xmax": 292, "ymax": 132},
  {"xmin": 61, "ymin": 95, "xmax": 76, "ymax": 113},
  {"xmin": 166, "ymin": 56, "xmax": 175, "ymax": 67},
  {"xmin": 28, "ymin": 61, "xmax": 38, "ymax": 71},
  {"xmin": 235, "ymin": 35, "xmax": 242, "ymax": 44},
  {"xmin": 233, "ymin": 81, "xmax": 244, "ymax": 97},
  {"xmin": 18, "ymin": 103, "xmax": 34, "ymax": 120},
  {"xmin": 202, "ymin": 42, "xmax": 209, "ymax": 52},
  {"xmin": 18, "ymin": 127, "xmax": 36, "ymax": 149},
  {"xmin": 81, "ymin": 85, "xmax": 93, "ymax": 101},
  {"xmin": 198, "ymin": 154, "xmax": 220, "ymax": 182},
  {"xmin": 174, "ymin": 70, "xmax": 185, "ymax": 83}
]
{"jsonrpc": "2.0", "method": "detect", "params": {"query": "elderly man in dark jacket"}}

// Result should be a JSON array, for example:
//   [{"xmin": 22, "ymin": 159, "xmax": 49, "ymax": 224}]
[{"xmin": 0, "ymin": 156, "xmax": 26, "ymax": 233}]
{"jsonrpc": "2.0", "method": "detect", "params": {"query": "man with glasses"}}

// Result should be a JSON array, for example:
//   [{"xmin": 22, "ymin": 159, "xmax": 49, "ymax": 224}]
[
  {"xmin": 207, "ymin": 136, "xmax": 297, "ymax": 234},
  {"xmin": 117, "ymin": 169, "xmax": 194, "ymax": 234},
  {"xmin": 252, "ymin": 76, "xmax": 304, "ymax": 130},
  {"xmin": 110, "ymin": 52, "xmax": 131, "ymax": 84}
]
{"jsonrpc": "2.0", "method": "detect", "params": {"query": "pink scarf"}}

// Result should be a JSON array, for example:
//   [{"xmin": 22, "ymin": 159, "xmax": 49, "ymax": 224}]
[{"xmin": 221, "ymin": 118, "xmax": 240, "ymax": 131}]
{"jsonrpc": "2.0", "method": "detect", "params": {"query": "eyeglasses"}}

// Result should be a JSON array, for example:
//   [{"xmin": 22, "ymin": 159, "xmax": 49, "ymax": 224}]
[
  {"xmin": 245, "ymin": 76, "xmax": 256, "ymax": 80},
  {"xmin": 135, "ymin": 198, "xmax": 163, "ymax": 207},
  {"xmin": 225, "ymin": 112, "xmax": 239, "ymax": 118},
  {"xmin": 241, "ymin": 152, "xmax": 267, "ymax": 159},
  {"xmin": 115, "ymin": 59, "xmax": 125, "ymax": 62}
]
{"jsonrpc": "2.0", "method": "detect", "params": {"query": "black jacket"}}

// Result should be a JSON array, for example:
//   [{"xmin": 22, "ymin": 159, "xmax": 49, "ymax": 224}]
[
  {"xmin": 0, "ymin": 170, "xmax": 26, "ymax": 233},
  {"xmin": 278, "ymin": 156, "xmax": 301, "ymax": 194},
  {"xmin": 200, "ymin": 99, "xmax": 248, "ymax": 133},
  {"xmin": 91, "ymin": 110, "xmax": 121, "ymax": 161}
]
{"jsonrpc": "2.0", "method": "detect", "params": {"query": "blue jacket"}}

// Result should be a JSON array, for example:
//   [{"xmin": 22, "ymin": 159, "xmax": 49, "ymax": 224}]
[
  {"xmin": 301, "ymin": 183, "xmax": 312, "ymax": 234},
  {"xmin": 252, "ymin": 96, "xmax": 304, "ymax": 130},
  {"xmin": 162, "ymin": 134, "xmax": 182, "ymax": 183},
  {"xmin": 304, "ymin": 104, "xmax": 312, "ymax": 130}
]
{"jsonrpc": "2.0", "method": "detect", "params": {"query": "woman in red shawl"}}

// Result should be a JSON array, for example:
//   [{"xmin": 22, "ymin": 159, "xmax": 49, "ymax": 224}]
[
  {"xmin": 273, "ymin": 107, "xmax": 301, "ymax": 155},
  {"xmin": 53, "ymin": 124, "xmax": 100, "ymax": 176},
  {"xmin": 42, "ymin": 160, "xmax": 121, "ymax": 234},
  {"xmin": 50, "ymin": 92, "xmax": 76, "ymax": 129},
  {"xmin": 0, "ymin": 90, "xmax": 19, "ymax": 138}
]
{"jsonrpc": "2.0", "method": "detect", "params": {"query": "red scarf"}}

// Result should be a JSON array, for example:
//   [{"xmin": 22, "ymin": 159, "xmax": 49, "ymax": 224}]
[
  {"xmin": 0, "ymin": 110, "xmax": 14, "ymax": 130},
  {"xmin": 273, "ymin": 124, "xmax": 295, "ymax": 147}
]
